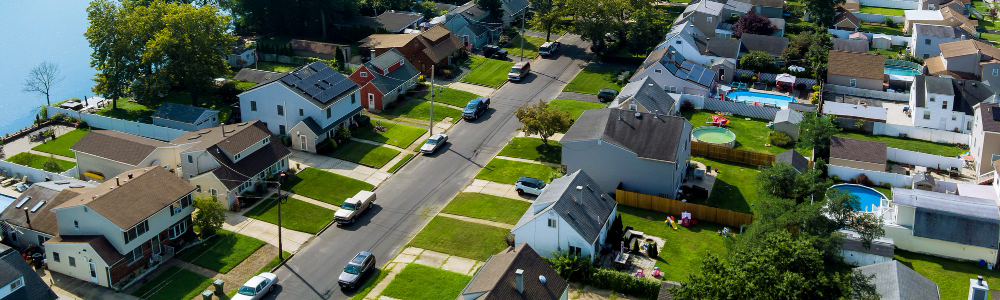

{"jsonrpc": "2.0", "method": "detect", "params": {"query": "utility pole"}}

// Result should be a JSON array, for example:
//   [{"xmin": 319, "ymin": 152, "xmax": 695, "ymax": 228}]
[
  {"xmin": 430, "ymin": 65, "xmax": 435, "ymax": 136},
  {"xmin": 277, "ymin": 172, "xmax": 287, "ymax": 260},
  {"xmin": 520, "ymin": 16, "xmax": 526, "ymax": 61}
]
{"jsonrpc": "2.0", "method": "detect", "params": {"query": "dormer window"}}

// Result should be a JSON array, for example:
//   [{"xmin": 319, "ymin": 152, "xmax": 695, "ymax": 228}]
[
  {"xmin": 361, "ymin": 71, "xmax": 368, "ymax": 77},
  {"xmin": 74, "ymin": 220, "xmax": 79, "ymax": 230}
]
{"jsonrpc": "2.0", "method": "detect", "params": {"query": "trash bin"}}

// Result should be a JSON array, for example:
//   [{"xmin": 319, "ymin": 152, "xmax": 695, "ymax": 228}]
[
  {"xmin": 201, "ymin": 289, "xmax": 213, "ymax": 300},
  {"xmin": 213, "ymin": 279, "xmax": 225, "ymax": 296}
]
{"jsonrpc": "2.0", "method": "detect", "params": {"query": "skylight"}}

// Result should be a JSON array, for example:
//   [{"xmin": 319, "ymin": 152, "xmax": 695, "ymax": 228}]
[
  {"xmin": 14, "ymin": 197, "xmax": 30, "ymax": 208},
  {"xmin": 30, "ymin": 200, "xmax": 46, "ymax": 213}
]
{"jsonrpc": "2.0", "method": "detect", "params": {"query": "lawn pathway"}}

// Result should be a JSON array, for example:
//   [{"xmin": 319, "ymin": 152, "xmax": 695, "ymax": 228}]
[
  {"xmin": 446, "ymin": 82, "xmax": 495, "ymax": 97},
  {"xmin": 494, "ymin": 155, "xmax": 562, "ymax": 168},
  {"xmin": 516, "ymin": 131, "xmax": 564, "ymax": 142},
  {"xmin": 27, "ymin": 150, "xmax": 74, "ymax": 162},
  {"xmin": 462, "ymin": 179, "xmax": 536, "ymax": 201},
  {"xmin": 350, "ymin": 137, "xmax": 406, "ymax": 152},
  {"xmin": 438, "ymin": 213, "xmax": 514, "ymax": 229},
  {"xmin": 288, "ymin": 193, "xmax": 342, "ymax": 211}
]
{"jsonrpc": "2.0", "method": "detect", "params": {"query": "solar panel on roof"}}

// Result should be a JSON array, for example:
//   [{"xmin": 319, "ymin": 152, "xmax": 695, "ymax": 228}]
[
  {"xmin": 681, "ymin": 61, "xmax": 694, "ymax": 71},
  {"xmin": 993, "ymin": 109, "xmax": 1000, "ymax": 121},
  {"xmin": 677, "ymin": 69, "xmax": 690, "ymax": 79}
]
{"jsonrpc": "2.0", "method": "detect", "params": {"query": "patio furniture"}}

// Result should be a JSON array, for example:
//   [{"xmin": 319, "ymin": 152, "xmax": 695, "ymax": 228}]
[{"xmin": 612, "ymin": 251, "xmax": 631, "ymax": 270}]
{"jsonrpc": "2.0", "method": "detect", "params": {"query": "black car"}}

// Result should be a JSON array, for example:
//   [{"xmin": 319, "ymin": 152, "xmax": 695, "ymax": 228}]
[
  {"xmin": 482, "ymin": 45, "xmax": 508, "ymax": 59},
  {"xmin": 462, "ymin": 97, "xmax": 491, "ymax": 120},
  {"xmin": 597, "ymin": 88, "xmax": 618, "ymax": 102},
  {"xmin": 338, "ymin": 251, "xmax": 376, "ymax": 290}
]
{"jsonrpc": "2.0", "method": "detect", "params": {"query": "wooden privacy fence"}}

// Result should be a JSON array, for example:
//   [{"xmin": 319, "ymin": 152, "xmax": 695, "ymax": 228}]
[
  {"xmin": 691, "ymin": 141, "xmax": 775, "ymax": 166},
  {"xmin": 616, "ymin": 189, "xmax": 754, "ymax": 228}
]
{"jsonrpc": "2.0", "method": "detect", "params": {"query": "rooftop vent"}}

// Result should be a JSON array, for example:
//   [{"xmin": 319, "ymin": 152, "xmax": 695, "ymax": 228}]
[
  {"xmin": 69, "ymin": 185, "xmax": 84, "ymax": 188},
  {"xmin": 515, "ymin": 269, "xmax": 525, "ymax": 294},
  {"xmin": 30, "ymin": 200, "xmax": 46, "ymax": 213},
  {"xmin": 635, "ymin": 112, "xmax": 642, "ymax": 119},
  {"xmin": 199, "ymin": 130, "xmax": 211, "ymax": 134},
  {"xmin": 238, "ymin": 122, "xmax": 249, "ymax": 126},
  {"xmin": 539, "ymin": 275, "xmax": 547, "ymax": 284},
  {"xmin": 188, "ymin": 134, "xmax": 202, "ymax": 140},
  {"xmin": 54, "ymin": 181, "xmax": 69, "ymax": 185}
]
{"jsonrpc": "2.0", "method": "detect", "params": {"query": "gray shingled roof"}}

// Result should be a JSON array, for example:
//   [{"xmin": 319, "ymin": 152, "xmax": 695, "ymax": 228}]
[
  {"xmin": 364, "ymin": 49, "xmax": 421, "ymax": 93},
  {"xmin": 774, "ymin": 109, "xmax": 803, "ymax": 124},
  {"xmin": 375, "ymin": 10, "xmax": 423, "ymax": 32},
  {"xmin": 563, "ymin": 108, "xmax": 691, "ymax": 163},
  {"xmin": 832, "ymin": 38, "xmax": 869, "ymax": 53},
  {"xmin": 512, "ymin": 170, "xmax": 617, "ymax": 244},
  {"xmin": 914, "ymin": 75, "xmax": 997, "ymax": 116},
  {"xmin": 855, "ymin": 261, "xmax": 940, "ymax": 300},
  {"xmin": 0, "ymin": 180, "xmax": 96, "ymax": 236},
  {"xmin": 830, "ymin": 136, "xmax": 887, "ymax": 164},
  {"xmin": 460, "ymin": 244, "xmax": 568, "ymax": 300},
  {"xmin": 740, "ymin": 33, "xmax": 789, "ymax": 57},
  {"xmin": 71, "ymin": 130, "xmax": 172, "ymax": 165},
  {"xmin": 614, "ymin": 77, "xmax": 676, "ymax": 114},
  {"xmin": 693, "ymin": 35, "xmax": 741, "ymax": 59},
  {"xmin": 915, "ymin": 23, "xmax": 966, "ymax": 38},
  {"xmin": 924, "ymin": 75, "xmax": 955, "ymax": 95},
  {"xmin": 0, "ymin": 245, "xmax": 57, "ymax": 300},
  {"xmin": 152, "ymin": 102, "xmax": 217, "ymax": 124},
  {"xmin": 979, "ymin": 103, "xmax": 1000, "ymax": 132},
  {"xmin": 891, "ymin": 188, "xmax": 1000, "ymax": 249},
  {"xmin": 775, "ymin": 149, "xmax": 809, "ymax": 173}
]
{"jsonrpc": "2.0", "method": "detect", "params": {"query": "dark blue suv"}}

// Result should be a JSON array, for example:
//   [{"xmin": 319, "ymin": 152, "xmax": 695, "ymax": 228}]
[{"xmin": 462, "ymin": 97, "xmax": 491, "ymax": 120}]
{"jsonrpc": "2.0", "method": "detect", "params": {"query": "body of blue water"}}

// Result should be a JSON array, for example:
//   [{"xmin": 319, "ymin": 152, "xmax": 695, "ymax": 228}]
[
  {"xmin": 831, "ymin": 184, "xmax": 886, "ymax": 212},
  {"xmin": 727, "ymin": 91, "xmax": 796, "ymax": 108},
  {"xmin": 0, "ymin": 194, "xmax": 14, "ymax": 210},
  {"xmin": 885, "ymin": 64, "xmax": 920, "ymax": 77},
  {"xmin": 0, "ymin": 0, "xmax": 96, "ymax": 136}
]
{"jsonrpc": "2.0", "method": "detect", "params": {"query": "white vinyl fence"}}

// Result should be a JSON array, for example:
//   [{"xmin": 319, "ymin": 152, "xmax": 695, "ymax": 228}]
[
  {"xmin": 859, "ymin": 0, "xmax": 919, "ymax": 9},
  {"xmin": 855, "ymin": 13, "xmax": 906, "ymax": 24},
  {"xmin": 47, "ymin": 107, "xmax": 186, "ymax": 141},
  {"xmin": 829, "ymin": 164, "xmax": 913, "ymax": 187},
  {"xmin": 827, "ymin": 29, "xmax": 910, "ymax": 45},
  {"xmin": 824, "ymin": 84, "xmax": 910, "ymax": 102},
  {"xmin": 887, "ymin": 147, "xmax": 964, "ymax": 169},
  {"xmin": 0, "ymin": 161, "xmax": 77, "ymax": 182},
  {"xmin": 873, "ymin": 122, "xmax": 970, "ymax": 144}
]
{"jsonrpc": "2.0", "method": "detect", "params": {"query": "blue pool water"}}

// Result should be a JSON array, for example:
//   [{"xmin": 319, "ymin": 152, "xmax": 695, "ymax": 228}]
[
  {"xmin": 830, "ymin": 184, "xmax": 885, "ymax": 212},
  {"xmin": 727, "ymin": 91, "xmax": 796, "ymax": 108},
  {"xmin": 885, "ymin": 65, "xmax": 920, "ymax": 76},
  {"xmin": 0, "ymin": 194, "xmax": 14, "ymax": 210}
]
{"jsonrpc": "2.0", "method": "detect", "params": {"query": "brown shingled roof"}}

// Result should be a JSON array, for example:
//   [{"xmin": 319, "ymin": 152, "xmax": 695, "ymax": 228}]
[
  {"xmin": 939, "ymin": 39, "xmax": 1000, "ymax": 59},
  {"xmin": 925, "ymin": 55, "xmax": 978, "ymax": 80},
  {"xmin": 54, "ymin": 167, "xmax": 196, "ymax": 229},
  {"xmin": 830, "ymin": 136, "xmax": 887, "ymax": 164},
  {"xmin": 0, "ymin": 184, "xmax": 89, "ymax": 236},
  {"xmin": 46, "ymin": 235, "xmax": 124, "ymax": 265},
  {"xmin": 71, "ymin": 130, "xmax": 171, "ymax": 166},
  {"xmin": 827, "ymin": 50, "xmax": 885, "ymax": 80},
  {"xmin": 290, "ymin": 39, "xmax": 341, "ymax": 56},
  {"xmin": 171, "ymin": 121, "xmax": 272, "ymax": 154},
  {"xmin": 461, "ymin": 244, "xmax": 569, "ymax": 299}
]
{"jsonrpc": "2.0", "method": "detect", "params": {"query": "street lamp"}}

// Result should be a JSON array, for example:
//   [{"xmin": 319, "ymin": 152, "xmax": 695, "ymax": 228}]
[{"xmin": 277, "ymin": 172, "xmax": 288, "ymax": 260}]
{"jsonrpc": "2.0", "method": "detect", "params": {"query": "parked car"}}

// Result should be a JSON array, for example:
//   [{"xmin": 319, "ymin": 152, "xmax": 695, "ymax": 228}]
[
  {"xmin": 335, "ymin": 190, "xmax": 376, "ymax": 225},
  {"xmin": 508, "ymin": 61, "xmax": 530, "ymax": 82},
  {"xmin": 233, "ymin": 272, "xmax": 278, "ymax": 300},
  {"xmin": 538, "ymin": 41, "xmax": 560, "ymax": 57},
  {"xmin": 339, "ymin": 251, "xmax": 377, "ymax": 290},
  {"xmin": 420, "ymin": 134, "xmax": 449, "ymax": 154},
  {"xmin": 515, "ymin": 177, "xmax": 547, "ymax": 196},
  {"xmin": 483, "ymin": 45, "xmax": 508, "ymax": 59},
  {"xmin": 597, "ymin": 88, "xmax": 618, "ymax": 102},
  {"xmin": 462, "ymin": 97, "xmax": 491, "ymax": 120}
]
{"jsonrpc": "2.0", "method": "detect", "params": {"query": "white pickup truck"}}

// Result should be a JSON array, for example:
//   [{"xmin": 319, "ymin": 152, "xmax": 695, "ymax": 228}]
[{"xmin": 335, "ymin": 190, "xmax": 376, "ymax": 225}]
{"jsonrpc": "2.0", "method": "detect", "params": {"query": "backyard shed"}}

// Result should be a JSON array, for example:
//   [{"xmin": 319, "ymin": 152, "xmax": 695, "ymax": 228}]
[
  {"xmin": 772, "ymin": 108, "xmax": 803, "ymax": 140},
  {"xmin": 840, "ymin": 231, "xmax": 895, "ymax": 266},
  {"xmin": 873, "ymin": 34, "xmax": 892, "ymax": 50},
  {"xmin": 829, "ymin": 136, "xmax": 887, "ymax": 172},
  {"xmin": 854, "ymin": 261, "xmax": 940, "ymax": 300}
]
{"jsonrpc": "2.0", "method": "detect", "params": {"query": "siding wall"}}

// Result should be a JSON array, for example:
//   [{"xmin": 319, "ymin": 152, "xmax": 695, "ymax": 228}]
[
  {"xmin": 562, "ymin": 137, "xmax": 689, "ymax": 199},
  {"xmin": 873, "ymin": 122, "xmax": 971, "ymax": 144},
  {"xmin": 828, "ymin": 164, "xmax": 913, "ymax": 187},
  {"xmin": 883, "ymin": 223, "xmax": 998, "ymax": 264},
  {"xmin": 828, "ymin": 75, "xmax": 883, "ymax": 91},
  {"xmin": 238, "ymin": 82, "xmax": 361, "ymax": 137}
]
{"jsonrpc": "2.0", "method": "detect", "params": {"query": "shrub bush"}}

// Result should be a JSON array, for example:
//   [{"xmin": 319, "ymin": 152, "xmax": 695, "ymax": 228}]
[
  {"xmin": 852, "ymin": 174, "xmax": 873, "ymax": 186},
  {"xmin": 588, "ymin": 269, "xmax": 661, "ymax": 299},
  {"xmin": 647, "ymin": 242, "xmax": 658, "ymax": 258},
  {"xmin": 680, "ymin": 100, "xmax": 695, "ymax": 112},
  {"xmin": 883, "ymin": 182, "xmax": 892, "ymax": 189},
  {"xmin": 769, "ymin": 132, "xmax": 793, "ymax": 147}
]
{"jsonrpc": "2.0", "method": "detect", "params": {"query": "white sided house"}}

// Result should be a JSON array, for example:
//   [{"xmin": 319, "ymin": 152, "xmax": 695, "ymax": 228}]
[
  {"xmin": 151, "ymin": 103, "xmax": 220, "ymax": 131},
  {"xmin": 631, "ymin": 46, "xmax": 717, "ymax": 98},
  {"xmin": 511, "ymin": 170, "xmax": 617, "ymax": 262},
  {"xmin": 885, "ymin": 188, "xmax": 1000, "ymax": 265},
  {"xmin": 909, "ymin": 75, "xmax": 996, "ymax": 133},
  {"xmin": 1, "ymin": 179, "xmax": 98, "ymax": 250},
  {"xmin": 971, "ymin": 103, "xmax": 1000, "ymax": 182},
  {"xmin": 70, "ymin": 130, "xmax": 186, "ymax": 182},
  {"xmin": 238, "ymin": 61, "xmax": 363, "ymax": 153}
]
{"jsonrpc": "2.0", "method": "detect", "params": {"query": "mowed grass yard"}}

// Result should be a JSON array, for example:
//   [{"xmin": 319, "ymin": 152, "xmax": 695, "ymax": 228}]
[
  {"xmin": 563, "ymin": 65, "xmax": 625, "ymax": 95},
  {"xmin": 419, "ymin": 86, "xmax": 481, "ymax": 108},
  {"xmin": 129, "ymin": 266, "xmax": 214, "ymax": 300},
  {"xmin": 407, "ymin": 216, "xmax": 510, "ymax": 261},
  {"xmin": 243, "ymin": 196, "xmax": 337, "ymax": 234},
  {"xmin": 175, "ymin": 229, "xmax": 265, "ymax": 273},
  {"xmin": 381, "ymin": 264, "xmax": 471, "ymax": 300},
  {"xmin": 354, "ymin": 119, "xmax": 427, "ymax": 149},
  {"xmin": 617, "ymin": 206, "xmax": 728, "ymax": 282},
  {"xmin": 281, "ymin": 168, "xmax": 374, "ymax": 206},
  {"xmin": 692, "ymin": 156, "xmax": 760, "ymax": 214},
  {"xmin": 476, "ymin": 158, "xmax": 562, "ymax": 184},
  {"xmin": 31, "ymin": 128, "xmax": 89, "ymax": 158},
  {"xmin": 836, "ymin": 132, "xmax": 965, "ymax": 157},
  {"xmin": 5, "ymin": 152, "xmax": 75, "ymax": 172},
  {"xmin": 461, "ymin": 56, "xmax": 515, "ymax": 87},
  {"xmin": 254, "ymin": 61, "xmax": 300, "ymax": 72},
  {"xmin": 862, "ymin": 23, "xmax": 904, "ymax": 36},
  {"xmin": 327, "ymin": 141, "xmax": 400, "ymax": 169},
  {"xmin": 380, "ymin": 98, "xmax": 462, "ymax": 123},
  {"xmin": 441, "ymin": 193, "xmax": 531, "ymax": 225},
  {"xmin": 95, "ymin": 90, "xmax": 232, "ymax": 122},
  {"xmin": 896, "ymin": 250, "xmax": 1000, "ymax": 299},
  {"xmin": 502, "ymin": 34, "xmax": 547, "ymax": 58},
  {"xmin": 497, "ymin": 137, "xmax": 561, "ymax": 164},
  {"xmin": 547, "ymin": 99, "xmax": 607, "ymax": 121},
  {"xmin": 683, "ymin": 109, "xmax": 810, "ymax": 156},
  {"xmin": 859, "ymin": 5, "xmax": 905, "ymax": 16}
]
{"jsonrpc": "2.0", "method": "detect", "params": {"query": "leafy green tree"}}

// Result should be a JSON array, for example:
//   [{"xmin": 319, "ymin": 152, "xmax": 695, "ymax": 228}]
[
  {"xmin": 42, "ymin": 155, "xmax": 64, "ymax": 173},
  {"xmin": 805, "ymin": 0, "xmax": 846, "ymax": 27},
  {"xmin": 86, "ymin": 0, "xmax": 143, "ymax": 110},
  {"xmin": 739, "ymin": 50, "xmax": 778, "ymax": 73},
  {"xmin": 626, "ymin": 8, "xmax": 669, "ymax": 54},
  {"xmin": 798, "ymin": 112, "xmax": 840, "ymax": 156},
  {"xmin": 477, "ymin": 0, "xmax": 504, "ymax": 16},
  {"xmin": 515, "ymin": 100, "xmax": 573, "ymax": 144},
  {"xmin": 757, "ymin": 162, "xmax": 800, "ymax": 199},
  {"xmin": 733, "ymin": 11, "xmax": 776, "ymax": 38},
  {"xmin": 530, "ymin": 0, "xmax": 565, "ymax": 41},
  {"xmin": 414, "ymin": 1, "xmax": 441, "ymax": 19},
  {"xmin": 193, "ymin": 196, "xmax": 227, "ymax": 237}
]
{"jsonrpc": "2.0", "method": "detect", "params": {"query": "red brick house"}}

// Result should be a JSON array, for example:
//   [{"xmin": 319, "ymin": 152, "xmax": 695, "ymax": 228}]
[
  {"xmin": 360, "ymin": 24, "xmax": 464, "ymax": 75},
  {"xmin": 348, "ymin": 49, "xmax": 421, "ymax": 109}
]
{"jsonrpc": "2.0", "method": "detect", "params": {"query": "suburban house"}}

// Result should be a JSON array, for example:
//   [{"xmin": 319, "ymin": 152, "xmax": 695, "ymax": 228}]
[
  {"xmin": 1, "ymin": 179, "xmax": 97, "ymax": 249},
  {"xmin": 679, "ymin": 0, "xmax": 723, "ymax": 38},
  {"xmin": 233, "ymin": 68, "xmax": 284, "ymax": 86},
  {"xmin": 910, "ymin": 24, "xmax": 969, "ymax": 59},
  {"xmin": 151, "ymin": 103, "xmax": 220, "ymax": 131},
  {"xmin": 827, "ymin": 50, "xmax": 885, "ymax": 91},
  {"xmin": 829, "ymin": 136, "xmax": 887, "ymax": 172},
  {"xmin": 459, "ymin": 244, "xmax": 569, "ymax": 300},
  {"xmin": 750, "ymin": 0, "xmax": 783, "ymax": 18},
  {"xmin": 360, "ymin": 24, "xmax": 464, "ymax": 74},
  {"xmin": 903, "ymin": 7, "xmax": 977, "ymax": 35},
  {"xmin": 0, "ymin": 244, "xmax": 57, "ymax": 300},
  {"xmin": 739, "ymin": 33, "xmax": 788, "ymax": 63},
  {"xmin": 609, "ymin": 76, "xmax": 678, "ymax": 114},
  {"xmin": 822, "ymin": 101, "xmax": 888, "ymax": 124},
  {"xmin": 775, "ymin": 149, "xmax": 809, "ymax": 173},
  {"xmin": 441, "ymin": 12, "xmax": 498, "ymax": 48},
  {"xmin": 228, "ymin": 42, "xmax": 256, "ymax": 68},
  {"xmin": 372, "ymin": 10, "xmax": 424, "ymax": 33},
  {"xmin": 854, "ymin": 261, "xmax": 940, "ymax": 300},
  {"xmin": 909, "ymin": 75, "xmax": 995, "ymax": 133},
  {"xmin": 840, "ymin": 231, "xmax": 895, "ymax": 266},
  {"xmin": 772, "ymin": 109, "xmax": 803, "ymax": 140},
  {"xmin": 833, "ymin": 7, "xmax": 861, "ymax": 31},
  {"xmin": 691, "ymin": 35, "xmax": 741, "ymax": 64},
  {"xmin": 289, "ymin": 39, "xmax": 345, "ymax": 60},
  {"xmin": 499, "ymin": 0, "xmax": 530, "ymax": 25},
  {"xmin": 631, "ymin": 46, "xmax": 717, "ymax": 98},
  {"xmin": 971, "ymin": 103, "xmax": 1000, "ymax": 182},
  {"xmin": 885, "ymin": 187, "xmax": 1000, "ymax": 265},
  {"xmin": 70, "ymin": 130, "xmax": 185, "ymax": 182},
  {"xmin": 562, "ymin": 108, "xmax": 692, "ymax": 198},
  {"xmin": 171, "ymin": 121, "xmax": 290, "ymax": 210},
  {"xmin": 925, "ymin": 39, "xmax": 1000, "ymax": 87},
  {"xmin": 238, "ymin": 61, "xmax": 363, "ymax": 147},
  {"xmin": 347, "ymin": 49, "xmax": 421, "ymax": 110},
  {"xmin": 768, "ymin": 17, "xmax": 786, "ymax": 36},
  {"xmin": 511, "ymin": 170, "xmax": 617, "ymax": 262},
  {"xmin": 656, "ymin": 25, "xmax": 739, "ymax": 67},
  {"xmin": 832, "ymin": 38, "xmax": 869, "ymax": 53}
]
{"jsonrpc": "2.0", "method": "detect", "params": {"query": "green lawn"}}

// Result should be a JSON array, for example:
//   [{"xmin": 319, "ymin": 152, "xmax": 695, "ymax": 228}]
[
  {"xmin": 5, "ymin": 152, "xmax": 75, "ymax": 172},
  {"xmin": 896, "ymin": 250, "xmax": 1000, "ymax": 300},
  {"xmin": 350, "ymin": 268, "xmax": 390, "ymax": 300},
  {"xmin": 129, "ymin": 266, "xmax": 215, "ymax": 300},
  {"xmin": 683, "ymin": 110, "xmax": 810, "ymax": 156},
  {"xmin": 498, "ymin": 137, "xmax": 562, "ymax": 164},
  {"xmin": 692, "ymin": 156, "xmax": 760, "ymax": 214},
  {"xmin": 281, "ymin": 168, "xmax": 375, "ymax": 206},
  {"xmin": 253, "ymin": 61, "xmax": 300, "ymax": 72},
  {"xmin": 381, "ymin": 99, "xmax": 462, "ymax": 123},
  {"xmin": 859, "ymin": 5, "xmax": 905, "ymax": 16},
  {"xmin": 461, "ymin": 56, "xmax": 515, "ymax": 88},
  {"xmin": 502, "ymin": 34, "xmax": 547, "ymax": 58},
  {"xmin": 31, "ymin": 128, "xmax": 89, "ymax": 158},
  {"xmin": 563, "ymin": 65, "xmax": 625, "ymax": 95},
  {"xmin": 862, "ymin": 24, "xmax": 904, "ymax": 36},
  {"xmin": 175, "ymin": 229, "xmax": 265, "ymax": 273},
  {"xmin": 258, "ymin": 251, "xmax": 292, "ymax": 274},
  {"xmin": 982, "ymin": 32, "xmax": 1000, "ymax": 45},
  {"xmin": 243, "ymin": 196, "xmax": 337, "ymax": 234},
  {"xmin": 354, "ymin": 119, "xmax": 427, "ymax": 149},
  {"xmin": 327, "ymin": 141, "xmax": 400, "ymax": 169},
  {"xmin": 441, "ymin": 193, "xmax": 531, "ymax": 225},
  {"xmin": 407, "ymin": 216, "xmax": 510, "ymax": 261},
  {"xmin": 381, "ymin": 264, "xmax": 472, "ymax": 300},
  {"xmin": 617, "ymin": 206, "xmax": 728, "ymax": 282},
  {"xmin": 419, "ymin": 86, "xmax": 481, "ymax": 108},
  {"xmin": 388, "ymin": 153, "xmax": 414, "ymax": 173},
  {"xmin": 836, "ymin": 132, "xmax": 965, "ymax": 157},
  {"xmin": 475, "ymin": 158, "xmax": 562, "ymax": 184},
  {"xmin": 95, "ymin": 89, "xmax": 232, "ymax": 122},
  {"xmin": 547, "ymin": 99, "xmax": 608, "ymax": 122},
  {"xmin": 869, "ymin": 45, "xmax": 907, "ymax": 59}
]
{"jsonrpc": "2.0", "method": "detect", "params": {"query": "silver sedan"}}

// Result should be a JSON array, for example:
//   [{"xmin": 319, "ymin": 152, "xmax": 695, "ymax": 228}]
[{"xmin": 420, "ymin": 134, "xmax": 448, "ymax": 154}]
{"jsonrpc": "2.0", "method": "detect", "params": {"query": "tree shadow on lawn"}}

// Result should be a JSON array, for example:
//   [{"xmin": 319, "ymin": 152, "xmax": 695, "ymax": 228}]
[{"xmin": 696, "ymin": 178, "xmax": 752, "ymax": 214}]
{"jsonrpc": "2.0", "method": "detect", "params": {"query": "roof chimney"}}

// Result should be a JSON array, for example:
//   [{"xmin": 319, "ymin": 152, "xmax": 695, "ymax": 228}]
[
  {"xmin": 515, "ymin": 269, "xmax": 525, "ymax": 294},
  {"xmin": 576, "ymin": 185, "xmax": 584, "ymax": 203},
  {"xmin": 23, "ymin": 208, "xmax": 31, "ymax": 229},
  {"xmin": 128, "ymin": 173, "xmax": 134, "ymax": 180}
]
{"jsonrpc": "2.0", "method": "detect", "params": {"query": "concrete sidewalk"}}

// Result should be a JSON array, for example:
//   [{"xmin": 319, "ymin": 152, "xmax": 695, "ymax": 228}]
[
  {"xmin": 439, "ymin": 213, "xmax": 513, "ymax": 229},
  {"xmin": 223, "ymin": 196, "xmax": 313, "ymax": 252},
  {"xmin": 495, "ymin": 155, "xmax": 561, "ymax": 168},
  {"xmin": 288, "ymin": 193, "xmax": 341, "ymax": 211},
  {"xmin": 556, "ymin": 91, "xmax": 602, "ymax": 103},
  {"xmin": 516, "ymin": 131, "xmax": 565, "ymax": 142},
  {"xmin": 447, "ymin": 82, "xmax": 495, "ymax": 97},
  {"xmin": 289, "ymin": 151, "xmax": 391, "ymax": 187},
  {"xmin": 462, "ymin": 179, "xmax": 535, "ymax": 201},
  {"xmin": 363, "ymin": 248, "xmax": 483, "ymax": 300}
]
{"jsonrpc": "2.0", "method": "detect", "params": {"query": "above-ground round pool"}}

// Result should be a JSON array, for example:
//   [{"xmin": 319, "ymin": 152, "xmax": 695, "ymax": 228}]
[
  {"xmin": 829, "ymin": 184, "xmax": 886, "ymax": 212},
  {"xmin": 692, "ymin": 126, "xmax": 736, "ymax": 148},
  {"xmin": 727, "ymin": 91, "xmax": 796, "ymax": 108}
]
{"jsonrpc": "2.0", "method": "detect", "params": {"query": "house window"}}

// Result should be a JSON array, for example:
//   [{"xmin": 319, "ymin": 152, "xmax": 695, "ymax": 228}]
[
  {"xmin": 930, "ymin": 97, "xmax": 935, "ymax": 102},
  {"xmin": 279, "ymin": 125, "xmax": 286, "ymax": 135},
  {"xmin": 53, "ymin": 252, "xmax": 60, "ymax": 262},
  {"xmin": 923, "ymin": 111, "xmax": 931, "ymax": 120},
  {"xmin": 849, "ymin": 79, "xmax": 857, "ymax": 87},
  {"xmin": 123, "ymin": 220, "xmax": 150, "ymax": 244},
  {"xmin": 69, "ymin": 257, "xmax": 76, "ymax": 267},
  {"xmin": 943, "ymin": 101, "xmax": 948, "ymax": 109},
  {"xmin": 38, "ymin": 236, "xmax": 48, "ymax": 245},
  {"xmin": 968, "ymin": 120, "xmax": 973, "ymax": 130},
  {"xmin": 351, "ymin": 93, "xmax": 356, "ymax": 104},
  {"xmin": 127, "ymin": 246, "xmax": 143, "ymax": 264},
  {"xmin": 361, "ymin": 71, "xmax": 368, "ymax": 77},
  {"xmin": 74, "ymin": 220, "xmax": 79, "ymax": 230},
  {"xmin": 655, "ymin": 69, "xmax": 662, "ymax": 73},
  {"xmin": 277, "ymin": 105, "xmax": 284, "ymax": 116},
  {"xmin": 568, "ymin": 246, "xmax": 582, "ymax": 256},
  {"xmin": 299, "ymin": 108, "xmax": 304, "ymax": 116},
  {"xmin": 250, "ymin": 101, "xmax": 257, "ymax": 112},
  {"xmin": 952, "ymin": 115, "xmax": 956, "ymax": 120},
  {"xmin": 170, "ymin": 219, "xmax": 188, "ymax": 239},
  {"xmin": 7, "ymin": 277, "xmax": 23, "ymax": 292},
  {"xmin": 235, "ymin": 153, "xmax": 242, "ymax": 160},
  {"xmin": 707, "ymin": 16, "xmax": 713, "ymax": 23},
  {"xmin": 188, "ymin": 155, "xmax": 193, "ymax": 163},
  {"xmin": 326, "ymin": 108, "xmax": 332, "ymax": 119},
  {"xmin": 548, "ymin": 219, "xmax": 557, "ymax": 228},
  {"xmin": 262, "ymin": 137, "xmax": 269, "ymax": 145},
  {"xmin": 629, "ymin": 103, "xmax": 638, "ymax": 111},
  {"xmin": 196, "ymin": 185, "xmax": 202, "ymax": 192},
  {"xmin": 923, "ymin": 54, "xmax": 929, "ymax": 59},
  {"xmin": 210, "ymin": 188, "xmax": 218, "ymax": 196},
  {"xmin": 924, "ymin": 39, "xmax": 931, "ymax": 45},
  {"xmin": 994, "ymin": 68, "xmax": 999, "ymax": 76}
]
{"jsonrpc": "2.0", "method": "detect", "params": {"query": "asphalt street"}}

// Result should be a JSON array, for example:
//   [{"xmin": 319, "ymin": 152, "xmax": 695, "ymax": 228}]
[{"xmin": 268, "ymin": 34, "xmax": 593, "ymax": 300}]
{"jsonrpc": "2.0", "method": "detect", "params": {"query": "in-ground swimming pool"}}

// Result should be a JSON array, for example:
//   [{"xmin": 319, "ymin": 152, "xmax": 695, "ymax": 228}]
[
  {"xmin": 692, "ymin": 126, "xmax": 736, "ymax": 148},
  {"xmin": 829, "ymin": 184, "xmax": 886, "ymax": 212},
  {"xmin": 727, "ymin": 91, "xmax": 796, "ymax": 108},
  {"xmin": 885, "ymin": 64, "xmax": 920, "ymax": 77},
  {"xmin": 0, "ymin": 194, "xmax": 14, "ymax": 210}
]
